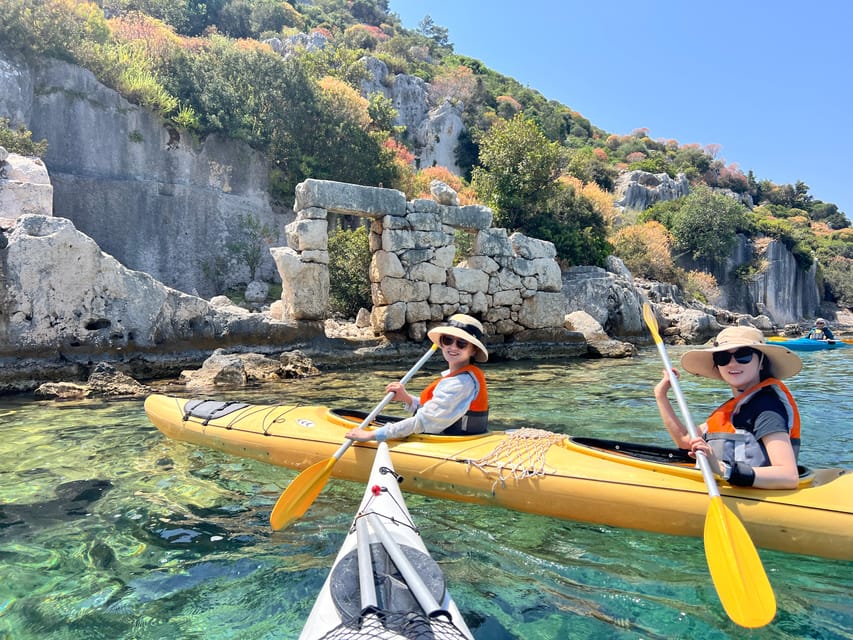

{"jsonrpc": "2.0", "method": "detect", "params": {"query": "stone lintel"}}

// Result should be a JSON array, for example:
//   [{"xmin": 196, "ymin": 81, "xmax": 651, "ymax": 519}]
[{"xmin": 294, "ymin": 179, "xmax": 406, "ymax": 218}]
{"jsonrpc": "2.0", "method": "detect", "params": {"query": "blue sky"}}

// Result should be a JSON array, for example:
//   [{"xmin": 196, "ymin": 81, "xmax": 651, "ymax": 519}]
[{"xmin": 388, "ymin": 1, "xmax": 852, "ymax": 219}]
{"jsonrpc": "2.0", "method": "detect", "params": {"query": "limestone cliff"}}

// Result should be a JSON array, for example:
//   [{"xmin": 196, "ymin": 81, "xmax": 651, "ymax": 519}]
[
  {"xmin": 677, "ymin": 234, "xmax": 820, "ymax": 324},
  {"xmin": 0, "ymin": 50, "xmax": 289, "ymax": 297},
  {"xmin": 359, "ymin": 56, "xmax": 464, "ymax": 174}
]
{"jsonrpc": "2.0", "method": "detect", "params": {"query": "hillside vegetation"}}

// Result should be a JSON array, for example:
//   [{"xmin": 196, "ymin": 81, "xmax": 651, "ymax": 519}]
[{"xmin": 1, "ymin": 0, "xmax": 850, "ymax": 308}]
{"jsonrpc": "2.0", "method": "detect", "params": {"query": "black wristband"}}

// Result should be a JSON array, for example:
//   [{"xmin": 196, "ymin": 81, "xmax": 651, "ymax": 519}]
[{"xmin": 728, "ymin": 461, "xmax": 756, "ymax": 487}]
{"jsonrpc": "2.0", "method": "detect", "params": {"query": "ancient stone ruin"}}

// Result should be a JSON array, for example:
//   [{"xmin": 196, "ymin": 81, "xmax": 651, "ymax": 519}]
[{"xmin": 271, "ymin": 179, "xmax": 567, "ymax": 342}]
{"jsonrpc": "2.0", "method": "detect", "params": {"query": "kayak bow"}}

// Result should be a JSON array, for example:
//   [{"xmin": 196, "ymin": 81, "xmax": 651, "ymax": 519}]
[{"xmin": 300, "ymin": 441, "xmax": 473, "ymax": 640}]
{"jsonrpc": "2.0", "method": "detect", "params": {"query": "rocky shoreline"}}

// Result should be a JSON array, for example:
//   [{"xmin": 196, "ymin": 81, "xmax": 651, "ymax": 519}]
[
  {"xmin": 21, "ymin": 302, "xmax": 853, "ymax": 401},
  {"xmin": 3, "ymin": 166, "xmax": 848, "ymax": 399}
]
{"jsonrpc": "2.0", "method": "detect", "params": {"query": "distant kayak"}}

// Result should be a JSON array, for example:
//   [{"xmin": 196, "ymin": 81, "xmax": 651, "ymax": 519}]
[{"xmin": 767, "ymin": 336, "xmax": 853, "ymax": 351}]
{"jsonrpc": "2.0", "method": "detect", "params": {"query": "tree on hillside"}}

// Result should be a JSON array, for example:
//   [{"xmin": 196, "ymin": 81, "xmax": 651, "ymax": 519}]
[
  {"xmin": 349, "ymin": 0, "xmax": 388, "ymax": 27},
  {"xmin": 670, "ymin": 186, "xmax": 751, "ymax": 263},
  {"xmin": 471, "ymin": 114, "xmax": 563, "ymax": 230},
  {"xmin": 215, "ymin": 0, "xmax": 303, "ymax": 39},
  {"xmin": 416, "ymin": 15, "xmax": 450, "ymax": 50},
  {"xmin": 811, "ymin": 202, "xmax": 850, "ymax": 230},
  {"xmin": 531, "ymin": 182, "xmax": 610, "ymax": 267},
  {"xmin": 760, "ymin": 179, "xmax": 813, "ymax": 210},
  {"xmin": 565, "ymin": 146, "xmax": 617, "ymax": 191},
  {"xmin": 472, "ymin": 115, "xmax": 608, "ymax": 265}
]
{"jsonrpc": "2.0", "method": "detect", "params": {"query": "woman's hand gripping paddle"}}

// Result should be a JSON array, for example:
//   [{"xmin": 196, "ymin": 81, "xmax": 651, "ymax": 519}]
[
  {"xmin": 269, "ymin": 344, "xmax": 439, "ymax": 531},
  {"xmin": 642, "ymin": 303, "xmax": 776, "ymax": 628}
]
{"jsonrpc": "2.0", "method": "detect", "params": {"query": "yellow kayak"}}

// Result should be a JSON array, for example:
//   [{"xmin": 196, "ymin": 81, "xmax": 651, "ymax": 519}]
[{"xmin": 144, "ymin": 393, "xmax": 853, "ymax": 560}]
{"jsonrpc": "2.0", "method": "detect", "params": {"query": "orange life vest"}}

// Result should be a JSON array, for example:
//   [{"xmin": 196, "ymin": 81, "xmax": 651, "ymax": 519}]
[
  {"xmin": 419, "ymin": 364, "xmax": 489, "ymax": 435},
  {"xmin": 705, "ymin": 378, "xmax": 800, "ymax": 466}
]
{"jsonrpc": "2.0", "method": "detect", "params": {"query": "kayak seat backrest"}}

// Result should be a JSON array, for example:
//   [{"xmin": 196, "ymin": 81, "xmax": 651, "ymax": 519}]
[
  {"xmin": 182, "ymin": 400, "xmax": 249, "ymax": 425},
  {"xmin": 329, "ymin": 542, "xmax": 447, "ymax": 621}
]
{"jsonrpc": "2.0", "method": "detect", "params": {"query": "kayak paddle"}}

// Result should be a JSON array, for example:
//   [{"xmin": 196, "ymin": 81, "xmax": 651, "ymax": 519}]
[
  {"xmin": 642, "ymin": 303, "xmax": 776, "ymax": 628},
  {"xmin": 270, "ymin": 343, "xmax": 439, "ymax": 530}
]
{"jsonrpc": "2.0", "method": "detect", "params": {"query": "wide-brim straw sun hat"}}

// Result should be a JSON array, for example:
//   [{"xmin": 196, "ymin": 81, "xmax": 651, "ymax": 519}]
[
  {"xmin": 681, "ymin": 325, "xmax": 802, "ymax": 381},
  {"xmin": 427, "ymin": 313, "xmax": 489, "ymax": 362}
]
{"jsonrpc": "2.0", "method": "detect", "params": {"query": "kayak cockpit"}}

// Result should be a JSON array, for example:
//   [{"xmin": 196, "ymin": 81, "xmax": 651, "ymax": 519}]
[
  {"xmin": 326, "ymin": 408, "xmax": 493, "ymax": 442},
  {"xmin": 328, "ymin": 407, "xmax": 406, "ymax": 426},
  {"xmin": 571, "ymin": 436, "xmax": 694, "ymax": 464},
  {"xmin": 571, "ymin": 436, "xmax": 816, "ymax": 485}
]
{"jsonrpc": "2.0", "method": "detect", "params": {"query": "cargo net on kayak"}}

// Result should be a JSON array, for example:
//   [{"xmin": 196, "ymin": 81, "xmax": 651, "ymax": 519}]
[
  {"xmin": 467, "ymin": 427, "xmax": 568, "ymax": 492},
  {"xmin": 316, "ymin": 610, "xmax": 469, "ymax": 639}
]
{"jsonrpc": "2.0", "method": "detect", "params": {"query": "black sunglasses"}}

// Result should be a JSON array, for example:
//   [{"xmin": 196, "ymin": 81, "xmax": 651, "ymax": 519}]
[
  {"xmin": 439, "ymin": 335, "xmax": 469, "ymax": 349},
  {"xmin": 713, "ymin": 347, "xmax": 757, "ymax": 367}
]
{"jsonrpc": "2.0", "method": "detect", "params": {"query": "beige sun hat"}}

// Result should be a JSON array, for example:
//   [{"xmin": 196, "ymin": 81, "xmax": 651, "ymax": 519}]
[
  {"xmin": 427, "ymin": 313, "xmax": 489, "ymax": 362},
  {"xmin": 681, "ymin": 325, "xmax": 802, "ymax": 381}
]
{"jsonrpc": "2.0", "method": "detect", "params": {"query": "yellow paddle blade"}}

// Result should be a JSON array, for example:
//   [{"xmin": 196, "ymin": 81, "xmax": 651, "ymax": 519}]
[
  {"xmin": 704, "ymin": 497, "xmax": 776, "ymax": 628},
  {"xmin": 269, "ymin": 458, "xmax": 336, "ymax": 530},
  {"xmin": 642, "ymin": 302, "xmax": 662, "ymax": 343}
]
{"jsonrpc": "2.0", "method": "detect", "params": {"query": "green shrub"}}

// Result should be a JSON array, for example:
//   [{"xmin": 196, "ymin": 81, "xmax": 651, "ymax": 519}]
[
  {"xmin": 119, "ymin": 64, "xmax": 179, "ymax": 116},
  {"xmin": 328, "ymin": 224, "xmax": 371, "ymax": 317},
  {"xmin": 0, "ymin": 118, "xmax": 48, "ymax": 157},
  {"xmin": 454, "ymin": 229, "xmax": 474, "ymax": 264},
  {"xmin": 639, "ymin": 198, "xmax": 684, "ymax": 230},
  {"xmin": 227, "ymin": 213, "xmax": 276, "ymax": 280},
  {"xmin": 529, "ymin": 183, "xmax": 610, "ymax": 267},
  {"xmin": 670, "ymin": 186, "xmax": 750, "ymax": 263},
  {"xmin": 173, "ymin": 105, "xmax": 200, "ymax": 130},
  {"xmin": 821, "ymin": 257, "xmax": 853, "ymax": 307},
  {"xmin": 627, "ymin": 155, "xmax": 672, "ymax": 176},
  {"xmin": 0, "ymin": 0, "xmax": 110, "ymax": 60}
]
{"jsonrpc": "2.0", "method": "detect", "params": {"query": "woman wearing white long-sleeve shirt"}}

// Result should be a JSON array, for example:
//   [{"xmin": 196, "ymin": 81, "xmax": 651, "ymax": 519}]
[{"xmin": 345, "ymin": 314, "xmax": 489, "ymax": 442}]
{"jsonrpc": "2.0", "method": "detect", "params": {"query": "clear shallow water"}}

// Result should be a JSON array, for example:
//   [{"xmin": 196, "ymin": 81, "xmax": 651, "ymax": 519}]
[{"xmin": 1, "ymin": 348, "xmax": 851, "ymax": 639}]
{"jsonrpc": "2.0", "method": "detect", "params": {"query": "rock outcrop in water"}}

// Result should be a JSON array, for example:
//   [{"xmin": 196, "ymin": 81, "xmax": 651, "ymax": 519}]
[{"xmin": 0, "ymin": 214, "xmax": 317, "ymax": 392}]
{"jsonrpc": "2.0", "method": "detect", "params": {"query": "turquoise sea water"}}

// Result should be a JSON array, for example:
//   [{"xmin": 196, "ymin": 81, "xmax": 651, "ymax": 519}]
[{"xmin": 0, "ymin": 347, "xmax": 851, "ymax": 639}]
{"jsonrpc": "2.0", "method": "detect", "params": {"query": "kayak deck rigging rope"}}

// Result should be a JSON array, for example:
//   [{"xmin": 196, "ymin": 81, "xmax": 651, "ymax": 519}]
[
  {"xmin": 316, "ymin": 610, "xmax": 470, "ymax": 639},
  {"xmin": 350, "ymin": 485, "xmax": 419, "ymax": 537},
  {"xmin": 181, "ymin": 398, "xmax": 300, "ymax": 434},
  {"xmin": 466, "ymin": 427, "xmax": 568, "ymax": 492}
]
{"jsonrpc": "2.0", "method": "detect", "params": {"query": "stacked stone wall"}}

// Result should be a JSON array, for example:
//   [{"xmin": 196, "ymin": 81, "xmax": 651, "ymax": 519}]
[{"xmin": 272, "ymin": 179, "xmax": 566, "ymax": 343}]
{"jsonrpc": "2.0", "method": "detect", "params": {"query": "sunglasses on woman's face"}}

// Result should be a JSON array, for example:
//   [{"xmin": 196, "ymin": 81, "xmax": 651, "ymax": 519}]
[
  {"xmin": 440, "ymin": 335, "xmax": 469, "ymax": 350},
  {"xmin": 713, "ymin": 347, "xmax": 757, "ymax": 367}
]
